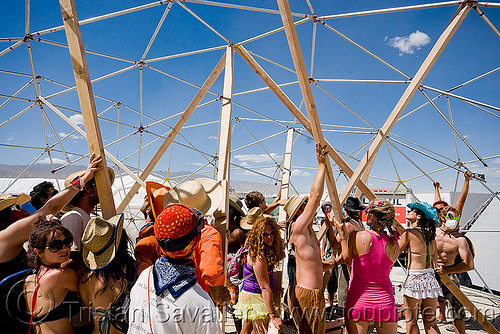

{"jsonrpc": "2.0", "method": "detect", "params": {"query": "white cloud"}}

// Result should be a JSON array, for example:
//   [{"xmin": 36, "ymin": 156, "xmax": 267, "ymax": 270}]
[
  {"xmin": 240, "ymin": 162, "xmax": 250, "ymax": 167},
  {"xmin": 38, "ymin": 157, "xmax": 66, "ymax": 164},
  {"xmin": 6, "ymin": 137, "xmax": 13, "ymax": 142},
  {"xmin": 59, "ymin": 131, "xmax": 83, "ymax": 140},
  {"xmin": 233, "ymin": 153, "xmax": 281, "ymax": 164},
  {"xmin": 208, "ymin": 136, "xmax": 217, "ymax": 140},
  {"xmin": 187, "ymin": 162, "xmax": 203, "ymax": 166},
  {"xmin": 69, "ymin": 114, "xmax": 84, "ymax": 125},
  {"xmin": 386, "ymin": 30, "xmax": 431, "ymax": 56},
  {"xmin": 292, "ymin": 169, "xmax": 312, "ymax": 177}
]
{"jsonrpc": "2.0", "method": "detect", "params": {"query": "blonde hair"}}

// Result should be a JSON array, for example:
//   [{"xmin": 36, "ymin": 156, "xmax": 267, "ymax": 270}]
[{"xmin": 246, "ymin": 216, "xmax": 285, "ymax": 267}]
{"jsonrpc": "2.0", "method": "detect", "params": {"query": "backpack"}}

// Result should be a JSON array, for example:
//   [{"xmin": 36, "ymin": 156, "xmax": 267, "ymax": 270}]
[
  {"xmin": 226, "ymin": 246, "xmax": 253, "ymax": 285},
  {"xmin": 0, "ymin": 269, "xmax": 30, "ymax": 332}
]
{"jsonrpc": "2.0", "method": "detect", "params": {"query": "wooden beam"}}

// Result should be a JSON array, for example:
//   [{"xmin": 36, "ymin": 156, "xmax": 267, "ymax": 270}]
[
  {"xmin": 235, "ymin": 45, "xmax": 377, "ymax": 202},
  {"xmin": 215, "ymin": 46, "xmax": 233, "ymax": 333},
  {"xmin": 116, "ymin": 53, "xmax": 227, "ymax": 213},
  {"xmin": 439, "ymin": 274, "xmax": 499, "ymax": 334},
  {"xmin": 60, "ymin": 0, "xmax": 115, "ymax": 219},
  {"xmin": 269, "ymin": 127, "xmax": 294, "ymax": 334},
  {"xmin": 354, "ymin": 157, "xmax": 375, "ymax": 199},
  {"xmin": 279, "ymin": 127, "xmax": 294, "ymax": 223},
  {"xmin": 339, "ymin": 3, "xmax": 471, "ymax": 205},
  {"xmin": 214, "ymin": 46, "xmax": 233, "ymax": 251},
  {"xmin": 277, "ymin": 0, "xmax": 342, "ymax": 221}
]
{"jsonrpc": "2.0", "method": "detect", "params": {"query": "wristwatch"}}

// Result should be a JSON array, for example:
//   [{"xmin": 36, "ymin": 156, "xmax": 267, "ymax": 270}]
[
  {"xmin": 339, "ymin": 237, "xmax": 347, "ymax": 242},
  {"xmin": 70, "ymin": 176, "xmax": 83, "ymax": 191}
]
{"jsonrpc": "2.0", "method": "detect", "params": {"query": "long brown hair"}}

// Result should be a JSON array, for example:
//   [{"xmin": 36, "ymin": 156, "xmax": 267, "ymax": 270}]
[
  {"xmin": 246, "ymin": 216, "xmax": 285, "ymax": 267},
  {"xmin": 26, "ymin": 219, "xmax": 73, "ymax": 269}
]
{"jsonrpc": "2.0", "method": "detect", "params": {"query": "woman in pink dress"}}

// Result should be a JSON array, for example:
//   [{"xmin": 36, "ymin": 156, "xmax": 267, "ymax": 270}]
[{"xmin": 334, "ymin": 199, "xmax": 401, "ymax": 334}]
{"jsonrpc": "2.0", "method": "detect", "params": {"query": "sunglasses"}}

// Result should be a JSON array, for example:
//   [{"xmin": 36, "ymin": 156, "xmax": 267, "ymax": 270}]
[
  {"xmin": 263, "ymin": 230, "xmax": 275, "ymax": 238},
  {"xmin": 10, "ymin": 204, "xmax": 23, "ymax": 211},
  {"xmin": 445, "ymin": 212, "xmax": 460, "ymax": 221},
  {"xmin": 46, "ymin": 236, "xmax": 72, "ymax": 252}
]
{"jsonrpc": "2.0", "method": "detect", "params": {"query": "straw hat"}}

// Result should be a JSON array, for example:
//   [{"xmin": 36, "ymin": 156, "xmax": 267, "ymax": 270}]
[
  {"xmin": 81, "ymin": 213, "xmax": 124, "ymax": 270},
  {"xmin": 240, "ymin": 207, "xmax": 271, "ymax": 230},
  {"xmin": 145, "ymin": 181, "xmax": 171, "ymax": 219},
  {"xmin": 64, "ymin": 167, "xmax": 115, "ymax": 188},
  {"xmin": 163, "ymin": 178, "xmax": 223, "ymax": 216},
  {"xmin": 229, "ymin": 195, "xmax": 244, "ymax": 216},
  {"xmin": 0, "ymin": 193, "xmax": 30, "ymax": 212},
  {"xmin": 284, "ymin": 194, "xmax": 309, "ymax": 221}
]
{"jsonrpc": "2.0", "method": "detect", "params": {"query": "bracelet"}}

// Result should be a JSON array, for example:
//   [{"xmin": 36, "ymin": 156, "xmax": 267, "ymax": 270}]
[
  {"xmin": 339, "ymin": 237, "xmax": 347, "ymax": 242},
  {"xmin": 70, "ymin": 176, "xmax": 83, "ymax": 191},
  {"xmin": 269, "ymin": 311, "xmax": 276, "ymax": 315}
]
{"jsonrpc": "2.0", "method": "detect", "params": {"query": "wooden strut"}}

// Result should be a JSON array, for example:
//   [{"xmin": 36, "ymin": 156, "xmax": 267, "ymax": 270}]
[
  {"xmin": 235, "ymin": 45, "xmax": 378, "ymax": 241},
  {"xmin": 116, "ymin": 53, "xmax": 227, "ymax": 213},
  {"xmin": 338, "ymin": 3, "xmax": 472, "ymax": 206},
  {"xmin": 59, "ymin": 0, "xmax": 116, "ymax": 219},
  {"xmin": 268, "ymin": 127, "xmax": 294, "ymax": 334},
  {"xmin": 439, "ymin": 274, "xmax": 499, "ymax": 334},
  {"xmin": 215, "ymin": 46, "xmax": 234, "ymax": 332},
  {"xmin": 277, "ymin": 0, "xmax": 342, "ymax": 222}
]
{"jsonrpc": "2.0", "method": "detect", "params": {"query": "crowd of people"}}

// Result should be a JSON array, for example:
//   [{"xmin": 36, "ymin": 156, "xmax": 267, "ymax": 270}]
[{"xmin": 0, "ymin": 145, "xmax": 477, "ymax": 334}]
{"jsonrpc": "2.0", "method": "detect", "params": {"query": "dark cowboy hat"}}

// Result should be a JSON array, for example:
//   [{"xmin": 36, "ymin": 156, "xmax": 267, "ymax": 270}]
[{"xmin": 343, "ymin": 196, "xmax": 365, "ymax": 213}]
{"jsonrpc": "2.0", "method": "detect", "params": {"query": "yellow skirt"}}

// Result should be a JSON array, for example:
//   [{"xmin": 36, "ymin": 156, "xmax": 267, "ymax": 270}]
[{"xmin": 234, "ymin": 291, "xmax": 272, "ymax": 321}]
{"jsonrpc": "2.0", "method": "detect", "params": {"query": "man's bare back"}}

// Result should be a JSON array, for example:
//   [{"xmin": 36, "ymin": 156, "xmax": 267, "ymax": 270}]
[{"xmin": 290, "ymin": 143, "xmax": 328, "ymax": 290}]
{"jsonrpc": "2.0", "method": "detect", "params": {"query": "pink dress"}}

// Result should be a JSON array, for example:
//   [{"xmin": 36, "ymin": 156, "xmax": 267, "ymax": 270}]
[{"xmin": 346, "ymin": 230, "xmax": 398, "ymax": 322}]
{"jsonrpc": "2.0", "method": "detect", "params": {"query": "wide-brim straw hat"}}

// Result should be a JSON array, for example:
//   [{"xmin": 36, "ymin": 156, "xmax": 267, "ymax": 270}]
[
  {"xmin": 284, "ymin": 194, "xmax": 309, "ymax": 221},
  {"xmin": 146, "ymin": 181, "xmax": 171, "ymax": 219},
  {"xmin": 240, "ymin": 207, "xmax": 271, "ymax": 230},
  {"xmin": 0, "ymin": 193, "xmax": 30, "ymax": 212},
  {"xmin": 229, "ymin": 195, "xmax": 244, "ymax": 216},
  {"xmin": 163, "ymin": 178, "xmax": 223, "ymax": 216},
  {"xmin": 81, "ymin": 213, "xmax": 124, "ymax": 270},
  {"xmin": 64, "ymin": 167, "xmax": 115, "ymax": 188}
]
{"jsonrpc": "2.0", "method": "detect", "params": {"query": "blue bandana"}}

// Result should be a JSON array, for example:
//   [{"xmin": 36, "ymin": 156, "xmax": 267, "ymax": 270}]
[{"xmin": 153, "ymin": 256, "xmax": 197, "ymax": 299}]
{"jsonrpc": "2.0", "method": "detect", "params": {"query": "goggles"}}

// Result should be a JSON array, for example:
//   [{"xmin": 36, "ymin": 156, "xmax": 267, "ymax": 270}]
[{"xmin": 445, "ymin": 212, "xmax": 460, "ymax": 221}]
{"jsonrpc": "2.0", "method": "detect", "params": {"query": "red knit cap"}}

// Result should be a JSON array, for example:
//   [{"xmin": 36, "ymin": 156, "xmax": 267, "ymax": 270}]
[{"xmin": 154, "ymin": 203, "xmax": 199, "ymax": 258}]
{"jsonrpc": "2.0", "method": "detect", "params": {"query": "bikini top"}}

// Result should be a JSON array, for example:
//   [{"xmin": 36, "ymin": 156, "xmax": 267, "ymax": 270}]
[
  {"xmin": 32, "ymin": 290, "xmax": 81, "ymax": 323},
  {"xmin": 407, "ymin": 228, "xmax": 431, "ymax": 268}
]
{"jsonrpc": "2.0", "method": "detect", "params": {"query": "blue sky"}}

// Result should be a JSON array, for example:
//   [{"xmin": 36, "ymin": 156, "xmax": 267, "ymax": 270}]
[{"xmin": 0, "ymin": 0, "xmax": 499, "ymax": 197}]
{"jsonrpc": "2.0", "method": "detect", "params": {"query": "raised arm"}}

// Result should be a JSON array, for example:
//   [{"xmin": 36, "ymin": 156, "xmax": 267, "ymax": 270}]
[
  {"xmin": 0, "ymin": 154, "xmax": 102, "ymax": 263},
  {"xmin": 264, "ymin": 178, "xmax": 285, "ymax": 214},
  {"xmin": 332, "ymin": 217, "xmax": 352, "ymax": 266},
  {"xmin": 454, "ymin": 171, "xmax": 471, "ymax": 214},
  {"xmin": 293, "ymin": 143, "xmax": 327, "ymax": 232},
  {"xmin": 433, "ymin": 180, "xmax": 442, "ymax": 203}
]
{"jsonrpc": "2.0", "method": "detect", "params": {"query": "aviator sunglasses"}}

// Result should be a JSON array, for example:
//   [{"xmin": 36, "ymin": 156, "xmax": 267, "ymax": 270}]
[
  {"xmin": 46, "ymin": 236, "xmax": 73, "ymax": 252},
  {"xmin": 263, "ymin": 230, "xmax": 275, "ymax": 237}
]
